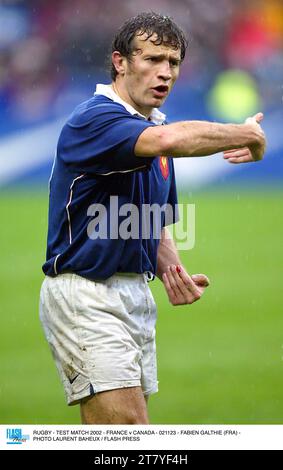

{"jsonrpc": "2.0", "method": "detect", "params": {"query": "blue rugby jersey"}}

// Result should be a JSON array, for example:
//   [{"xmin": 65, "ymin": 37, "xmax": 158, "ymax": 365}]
[{"xmin": 42, "ymin": 85, "xmax": 179, "ymax": 280}]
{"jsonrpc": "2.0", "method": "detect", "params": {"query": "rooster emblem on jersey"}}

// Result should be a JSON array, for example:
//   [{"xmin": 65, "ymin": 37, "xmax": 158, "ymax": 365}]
[{"xmin": 159, "ymin": 156, "xmax": 169, "ymax": 180}]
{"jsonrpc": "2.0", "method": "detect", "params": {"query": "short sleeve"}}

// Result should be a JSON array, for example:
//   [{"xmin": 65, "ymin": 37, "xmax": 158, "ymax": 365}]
[{"xmin": 57, "ymin": 98, "xmax": 156, "ymax": 174}]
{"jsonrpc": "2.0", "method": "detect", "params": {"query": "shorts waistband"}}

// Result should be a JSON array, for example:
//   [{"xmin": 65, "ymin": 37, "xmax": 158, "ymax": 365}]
[
  {"xmin": 47, "ymin": 271, "xmax": 155, "ymax": 283},
  {"xmin": 114, "ymin": 271, "xmax": 155, "ymax": 282}
]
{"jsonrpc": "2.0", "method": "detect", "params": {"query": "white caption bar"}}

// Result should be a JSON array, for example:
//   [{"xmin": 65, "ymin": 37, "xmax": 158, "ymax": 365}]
[{"xmin": 1, "ymin": 425, "xmax": 283, "ymax": 450}]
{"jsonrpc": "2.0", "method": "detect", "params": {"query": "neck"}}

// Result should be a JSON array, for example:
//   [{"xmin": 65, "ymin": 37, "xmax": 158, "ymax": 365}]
[{"xmin": 111, "ymin": 81, "xmax": 152, "ymax": 118}]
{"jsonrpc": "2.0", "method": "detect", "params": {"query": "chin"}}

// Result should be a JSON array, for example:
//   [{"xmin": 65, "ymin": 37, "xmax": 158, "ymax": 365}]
[
  {"xmin": 151, "ymin": 96, "xmax": 165, "ymax": 104},
  {"xmin": 152, "ymin": 99, "xmax": 165, "ymax": 108}
]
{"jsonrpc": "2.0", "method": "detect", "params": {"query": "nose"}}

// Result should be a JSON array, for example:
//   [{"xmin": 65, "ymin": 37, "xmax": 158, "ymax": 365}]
[{"xmin": 157, "ymin": 61, "xmax": 172, "ymax": 81}]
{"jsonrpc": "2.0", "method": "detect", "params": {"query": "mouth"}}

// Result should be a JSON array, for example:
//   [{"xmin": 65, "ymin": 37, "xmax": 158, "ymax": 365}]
[{"xmin": 151, "ymin": 85, "xmax": 169, "ymax": 98}]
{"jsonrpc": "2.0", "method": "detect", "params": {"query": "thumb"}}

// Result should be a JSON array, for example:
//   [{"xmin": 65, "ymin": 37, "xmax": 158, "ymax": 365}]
[
  {"xmin": 245, "ymin": 112, "xmax": 264, "ymax": 125},
  {"xmin": 191, "ymin": 274, "xmax": 210, "ymax": 287},
  {"xmin": 254, "ymin": 112, "xmax": 264, "ymax": 123}
]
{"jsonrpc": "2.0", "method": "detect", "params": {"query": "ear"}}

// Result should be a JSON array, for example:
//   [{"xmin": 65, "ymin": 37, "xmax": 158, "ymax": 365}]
[{"xmin": 112, "ymin": 51, "xmax": 127, "ymax": 77}]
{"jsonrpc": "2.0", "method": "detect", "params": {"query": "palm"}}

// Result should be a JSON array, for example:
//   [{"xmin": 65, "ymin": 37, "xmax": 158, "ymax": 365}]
[{"xmin": 162, "ymin": 265, "xmax": 210, "ymax": 306}]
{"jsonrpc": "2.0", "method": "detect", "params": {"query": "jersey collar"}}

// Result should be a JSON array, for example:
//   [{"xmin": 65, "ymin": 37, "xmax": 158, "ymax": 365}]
[{"xmin": 94, "ymin": 83, "xmax": 166, "ymax": 125}]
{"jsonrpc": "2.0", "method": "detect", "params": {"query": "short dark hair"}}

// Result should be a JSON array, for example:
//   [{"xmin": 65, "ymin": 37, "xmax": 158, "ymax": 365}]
[{"xmin": 110, "ymin": 12, "xmax": 188, "ymax": 81}]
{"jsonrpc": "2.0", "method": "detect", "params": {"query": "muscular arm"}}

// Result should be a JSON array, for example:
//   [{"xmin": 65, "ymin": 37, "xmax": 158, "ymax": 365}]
[{"xmin": 135, "ymin": 118, "xmax": 266, "ymax": 162}]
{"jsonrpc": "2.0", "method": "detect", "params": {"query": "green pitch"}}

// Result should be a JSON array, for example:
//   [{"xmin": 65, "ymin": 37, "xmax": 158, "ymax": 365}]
[{"xmin": 0, "ymin": 188, "xmax": 282, "ymax": 424}]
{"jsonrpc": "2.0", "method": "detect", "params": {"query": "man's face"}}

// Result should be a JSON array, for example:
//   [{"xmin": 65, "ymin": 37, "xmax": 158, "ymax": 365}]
[{"xmin": 116, "ymin": 33, "xmax": 181, "ymax": 116}]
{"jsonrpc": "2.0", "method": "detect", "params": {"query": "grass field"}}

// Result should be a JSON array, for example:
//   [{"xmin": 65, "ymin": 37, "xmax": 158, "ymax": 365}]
[{"xmin": 0, "ymin": 188, "xmax": 282, "ymax": 424}]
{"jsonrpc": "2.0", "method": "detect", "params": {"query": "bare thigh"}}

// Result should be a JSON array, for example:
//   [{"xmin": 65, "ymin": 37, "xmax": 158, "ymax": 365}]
[{"xmin": 80, "ymin": 386, "xmax": 149, "ymax": 424}]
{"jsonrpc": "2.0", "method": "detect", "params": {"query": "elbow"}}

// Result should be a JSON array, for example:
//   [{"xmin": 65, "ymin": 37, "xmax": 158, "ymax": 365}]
[
  {"xmin": 157, "ymin": 127, "xmax": 176, "ymax": 156},
  {"xmin": 158, "ymin": 125, "xmax": 191, "ymax": 157},
  {"xmin": 135, "ymin": 125, "xmax": 176, "ymax": 157}
]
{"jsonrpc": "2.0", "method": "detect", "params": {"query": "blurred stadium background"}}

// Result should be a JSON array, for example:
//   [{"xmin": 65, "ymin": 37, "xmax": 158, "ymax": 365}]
[{"xmin": 0, "ymin": 0, "xmax": 282, "ymax": 424}]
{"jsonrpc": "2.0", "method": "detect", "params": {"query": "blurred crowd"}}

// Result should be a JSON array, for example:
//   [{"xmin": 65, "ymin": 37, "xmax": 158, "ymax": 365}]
[{"xmin": 0, "ymin": 0, "xmax": 282, "ymax": 127}]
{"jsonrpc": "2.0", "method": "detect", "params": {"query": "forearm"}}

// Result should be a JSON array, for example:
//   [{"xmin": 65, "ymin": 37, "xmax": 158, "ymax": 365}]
[
  {"xmin": 156, "ymin": 227, "xmax": 182, "ymax": 280},
  {"xmin": 167, "ymin": 121, "xmax": 260, "ymax": 157},
  {"xmin": 135, "ymin": 120, "xmax": 264, "ymax": 159}
]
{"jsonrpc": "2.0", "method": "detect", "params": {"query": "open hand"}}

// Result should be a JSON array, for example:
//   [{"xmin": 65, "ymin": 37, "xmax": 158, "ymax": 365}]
[
  {"xmin": 162, "ymin": 265, "xmax": 210, "ymax": 306},
  {"xmin": 223, "ymin": 113, "xmax": 266, "ymax": 164}
]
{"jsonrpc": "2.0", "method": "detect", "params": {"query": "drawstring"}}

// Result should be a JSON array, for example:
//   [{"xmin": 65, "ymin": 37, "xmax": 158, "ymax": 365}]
[{"xmin": 146, "ymin": 271, "xmax": 155, "ymax": 282}]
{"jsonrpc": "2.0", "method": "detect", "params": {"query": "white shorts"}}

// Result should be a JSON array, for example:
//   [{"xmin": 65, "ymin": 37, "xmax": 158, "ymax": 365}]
[{"xmin": 39, "ymin": 272, "xmax": 158, "ymax": 405}]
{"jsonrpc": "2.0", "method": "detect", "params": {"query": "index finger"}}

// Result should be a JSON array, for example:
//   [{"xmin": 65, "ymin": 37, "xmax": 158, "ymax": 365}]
[
  {"xmin": 223, "ymin": 148, "xmax": 239, "ymax": 154},
  {"xmin": 176, "ymin": 266, "xmax": 201, "ymax": 297}
]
